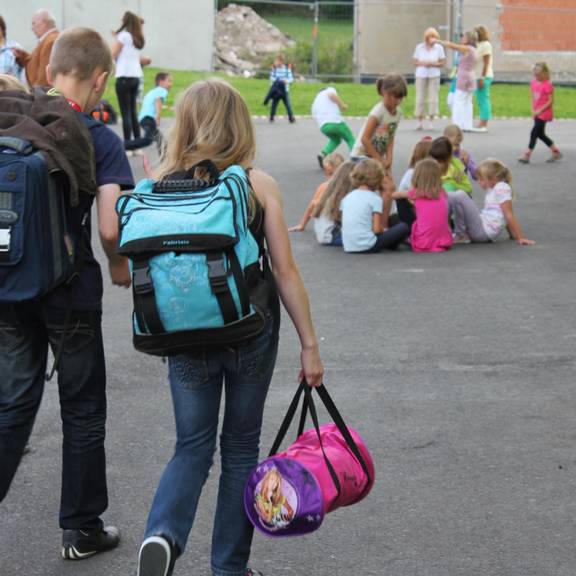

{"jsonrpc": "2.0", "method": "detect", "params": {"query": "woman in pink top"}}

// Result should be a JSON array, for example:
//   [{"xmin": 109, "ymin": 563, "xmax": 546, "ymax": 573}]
[
  {"xmin": 518, "ymin": 62, "xmax": 562, "ymax": 164},
  {"xmin": 392, "ymin": 158, "xmax": 452, "ymax": 252},
  {"xmin": 434, "ymin": 31, "xmax": 477, "ymax": 131}
]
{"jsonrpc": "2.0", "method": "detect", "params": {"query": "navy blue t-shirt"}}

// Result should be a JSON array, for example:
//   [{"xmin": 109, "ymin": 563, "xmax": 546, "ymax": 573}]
[{"xmin": 46, "ymin": 117, "xmax": 134, "ymax": 310}]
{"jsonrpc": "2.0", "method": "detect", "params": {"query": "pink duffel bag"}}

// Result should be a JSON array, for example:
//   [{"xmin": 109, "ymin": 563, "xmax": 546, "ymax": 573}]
[{"xmin": 244, "ymin": 382, "xmax": 375, "ymax": 537}]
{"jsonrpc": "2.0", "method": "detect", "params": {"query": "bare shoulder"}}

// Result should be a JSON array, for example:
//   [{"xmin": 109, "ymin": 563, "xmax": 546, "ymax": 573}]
[{"xmin": 249, "ymin": 168, "xmax": 283, "ymax": 209}]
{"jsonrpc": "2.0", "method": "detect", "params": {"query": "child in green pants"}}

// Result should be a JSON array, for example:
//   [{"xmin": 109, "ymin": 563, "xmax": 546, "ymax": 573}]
[{"xmin": 311, "ymin": 86, "xmax": 355, "ymax": 168}]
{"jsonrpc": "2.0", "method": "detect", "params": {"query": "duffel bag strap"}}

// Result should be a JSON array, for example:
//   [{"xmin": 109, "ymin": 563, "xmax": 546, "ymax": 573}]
[{"xmin": 133, "ymin": 258, "xmax": 164, "ymax": 334}]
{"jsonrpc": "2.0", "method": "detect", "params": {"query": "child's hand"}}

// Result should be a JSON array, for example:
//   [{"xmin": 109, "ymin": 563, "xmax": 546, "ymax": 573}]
[
  {"xmin": 288, "ymin": 224, "xmax": 305, "ymax": 232},
  {"xmin": 517, "ymin": 238, "xmax": 535, "ymax": 246},
  {"xmin": 460, "ymin": 149, "xmax": 470, "ymax": 164}
]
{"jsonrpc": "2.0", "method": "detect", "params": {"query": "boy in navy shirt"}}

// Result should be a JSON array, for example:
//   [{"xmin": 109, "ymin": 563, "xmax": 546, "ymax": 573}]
[
  {"xmin": 0, "ymin": 27, "xmax": 134, "ymax": 559},
  {"xmin": 125, "ymin": 71, "xmax": 172, "ymax": 155}
]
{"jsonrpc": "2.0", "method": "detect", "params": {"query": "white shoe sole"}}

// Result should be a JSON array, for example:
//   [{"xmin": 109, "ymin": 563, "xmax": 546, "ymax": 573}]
[{"xmin": 138, "ymin": 536, "xmax": 172, "ymax": 576}]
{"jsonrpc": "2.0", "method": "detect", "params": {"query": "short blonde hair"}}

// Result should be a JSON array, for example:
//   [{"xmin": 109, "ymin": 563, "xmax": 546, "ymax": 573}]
[
  {"xmin": 462, "ymin": 29, "xmax": 478, "ymax": 47},
  {"xmin": 350, "ymin": 158, "xmax": 384, "ymax": 191},
  {"xmin": 50, "ymin": 28, "xmax": 113, "ymax": 81},
  {"xmin": 158, "ymin": 79, "xmax": 255, "ymax": 179},
  {"xmin": 477, "ymin": 158, "xmax": 512, "ymax": 186},
  {"xmin": 443, "ymin": 124, "xmax": 463, "ymax": 146},
  {"xmin": 411, "ymin": 159, "xmax": 442, "ymax": 199},
  {"xmin": 322, "ymin": 152, "xmax": 345, "ymax": 171},
  {"xmin": 533, "ymin": 61, "xmax": 550, "ymax": 81},
  {"xmin": 0, "ymin": 73, "xmax": 29, "ymax": 93},
  {"xmin": 424, "ymin": 27, "xmax": 440, "ymax": 42}
]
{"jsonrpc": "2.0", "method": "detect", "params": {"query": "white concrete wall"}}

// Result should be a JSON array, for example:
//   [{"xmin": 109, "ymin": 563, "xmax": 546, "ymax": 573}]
[{"xmin": 1, "ymin": 0, "xmax": 214, "ymax": 71}]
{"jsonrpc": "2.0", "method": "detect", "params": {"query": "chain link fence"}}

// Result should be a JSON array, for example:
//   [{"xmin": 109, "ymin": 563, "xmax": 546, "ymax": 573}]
[{"xmin": 215, "ymin": 0, "xmax": 576, "ymax": 84}]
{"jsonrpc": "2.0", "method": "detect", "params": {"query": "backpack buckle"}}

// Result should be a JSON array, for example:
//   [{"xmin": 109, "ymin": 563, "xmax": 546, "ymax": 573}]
[
  {"xmin": 207, "ymin": 257, "xmax": 228, "ymax": 293},
  {"xmin": 133, "ymin": 265, "xmax": 153, "ymax": 295},
  {"xmin": 0, "ymin": 227, "xmax": 11, "ymax": 252}
]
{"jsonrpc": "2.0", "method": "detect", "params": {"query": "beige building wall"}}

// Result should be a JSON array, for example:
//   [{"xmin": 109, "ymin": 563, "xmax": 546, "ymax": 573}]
[{"xmin": 2, "ymin": 0, "xmax": 214, "ymax": 72}]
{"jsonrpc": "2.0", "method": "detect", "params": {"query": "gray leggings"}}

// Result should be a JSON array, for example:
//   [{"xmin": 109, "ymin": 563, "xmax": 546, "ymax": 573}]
[{"xmin": 448, "ymin": 190, "xmax": 491, "ymax": 242}]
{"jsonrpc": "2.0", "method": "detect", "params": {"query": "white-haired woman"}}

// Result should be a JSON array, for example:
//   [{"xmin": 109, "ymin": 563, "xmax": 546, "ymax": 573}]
[{"xmin": 413, "ymin": 27, "xmax": 446, "ymax": 131}]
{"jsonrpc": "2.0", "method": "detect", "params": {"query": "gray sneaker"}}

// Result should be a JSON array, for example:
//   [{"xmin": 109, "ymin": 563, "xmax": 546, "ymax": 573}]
[{"xmin": 137, "ymin": 535, "xmax": 175, "ymax": 576}]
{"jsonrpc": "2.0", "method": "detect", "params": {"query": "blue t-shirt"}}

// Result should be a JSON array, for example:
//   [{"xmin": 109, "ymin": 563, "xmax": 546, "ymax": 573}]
[
  {"xmin": 139, "ymin": 86, "xmax": 168, "ymax": 122},
  {"xmin": 46, "ymin": 116, "xmax": 134, "ymax": 310},
  {"xmin": 340, "ymin": 188, "xmax": 382, "ymax": 252}
]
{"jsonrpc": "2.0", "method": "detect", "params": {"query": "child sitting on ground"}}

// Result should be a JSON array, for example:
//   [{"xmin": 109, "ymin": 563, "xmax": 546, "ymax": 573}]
[
  {"xmin": 289, "ymin": 152, "xmax": 344, "ymax": 232},
  {"xmin": 125, "ymin": 71, "xmax": 173, "ymax": 156},
  {"xmin": 448, "ymin": 158, "xmax": 534, "ymax": 245},
  {"xmin": 392, "ymin": 158, "xmax": 452, "ymax": 252},
  {"xmin": 428, "ymin": 136, "xmax": 473, "ymax": 196},
  {"xmin": 340, "ymin": 158, "xmax": 410, "ymax": 253},
  {"xmin": 443, "ymin": 124, "xmax": 477, "ymax": 179}
]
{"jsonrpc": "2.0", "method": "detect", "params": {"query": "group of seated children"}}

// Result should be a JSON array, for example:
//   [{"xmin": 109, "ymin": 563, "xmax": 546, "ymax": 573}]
[{"xmin": 290, "ymin": 124, "xmax": 534, "ymax": 252}]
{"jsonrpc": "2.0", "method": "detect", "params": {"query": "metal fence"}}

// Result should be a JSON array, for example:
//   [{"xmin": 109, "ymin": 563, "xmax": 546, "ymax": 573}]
[{"xmin": 215, "ymin": 0, "xmax": 576, "ymax": 83}]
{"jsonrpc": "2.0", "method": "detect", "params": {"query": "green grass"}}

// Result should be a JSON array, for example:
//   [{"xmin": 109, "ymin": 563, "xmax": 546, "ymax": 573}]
[
  {"xmin": 104, "ymin": 68, "xmax": 576, "ymax": 120},
  {"xmin": 266, "ymin": 14, "xmax": 353, "ymax": 46}
]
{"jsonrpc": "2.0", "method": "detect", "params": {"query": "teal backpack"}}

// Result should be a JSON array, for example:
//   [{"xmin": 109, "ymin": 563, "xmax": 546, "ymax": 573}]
[{"xmin": 116, "ymin": 161, "xmax": 273, "ymax": 356}]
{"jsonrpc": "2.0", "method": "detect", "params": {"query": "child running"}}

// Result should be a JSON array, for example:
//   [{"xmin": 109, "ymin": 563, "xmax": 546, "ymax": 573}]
[
  {"xmin": 449, "ymin": 159, "xmax": 535, "ymax": 245},
  {"xmin": 311, "ymin": 160, "xmax": 356, "ymax": 246},
  {"xmin": 443, "ymin": 124, "xmax": 477, "ymax": 179},
  {"xmin": 518, "ymin": 62, "xmax": 562, "ymax": 164},
  {"xmin": 289, "ymin": 152, "xmax": 344, "ymax": 232},
  {"xmin": 392, "ymin": 158, "xmax": 452, "ymax": 252},
  {"xmin": 125, "ymin": 71, "xmax": 172, "ymax": 156},
  {"xmin": 312, "ymin": 86, "xmax": 355, "ymax": 169},
  {"xmin": 340, "ymin": 158, "xmax": 410, "ymax": 253},
  {"xmin": 428, "ymin": 136, "xmax": 473, "ymax": 196}
]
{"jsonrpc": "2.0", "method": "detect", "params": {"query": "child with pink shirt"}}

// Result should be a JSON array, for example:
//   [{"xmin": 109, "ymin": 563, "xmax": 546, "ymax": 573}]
[
  {"xmin": 518, "ymin": 62, "xmax": 562, "ymax": 164},
  {"xmin": 392, "ymin": 158, "xmax": 452, "ymax": 252}
]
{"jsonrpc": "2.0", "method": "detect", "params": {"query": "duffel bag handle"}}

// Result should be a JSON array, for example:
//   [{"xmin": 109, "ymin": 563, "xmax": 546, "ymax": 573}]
[
  {"xmin": 0, "ymin": 137, "xmax": 33, "ymax": 154},
  {"xmin": 269, "ymin": 380, "xmax": 373, "ymax": 497},
  {"xmin": 188, "ymin": 159, "xmax": 220, "ymax": 182}
]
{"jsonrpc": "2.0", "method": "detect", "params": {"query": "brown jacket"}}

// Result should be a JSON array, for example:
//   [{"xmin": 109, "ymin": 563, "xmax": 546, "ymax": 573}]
[
  {"xmin": 21, "ymin": 29, "xmax": 59, "ymax": 87},
  {"xmin": 0, "ymin": 88, "xmax": 97, "ymax": 206}
]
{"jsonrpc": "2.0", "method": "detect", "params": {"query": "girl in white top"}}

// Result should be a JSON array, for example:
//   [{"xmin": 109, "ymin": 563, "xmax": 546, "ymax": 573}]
[
  {"xmin": 413, "ymin": 28, "xmax": 446, "ymax": 131},
  {"xmin": 111, "ymin": 11, "xmax": 146, "ymax": 144},
  {"xmin": 448, "ymin": 159, "xmax": 534, "ymax": 245},
  {"xmin": 474, "ymin": 26, "xmax": 494, "ymax": 131}
]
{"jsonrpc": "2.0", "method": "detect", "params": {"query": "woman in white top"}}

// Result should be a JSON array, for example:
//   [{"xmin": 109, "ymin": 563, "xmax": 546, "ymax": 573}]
[
  {"xmin": 474, "ymin": 26, "xmax": 494, "ymax": 131},
  {"xmin": 111, "ymin": 11, "xmax": 145, "ymax": 144},
  {"xmin": 413, "ymin": 28, "xmax": 446, "ymax": 131}
]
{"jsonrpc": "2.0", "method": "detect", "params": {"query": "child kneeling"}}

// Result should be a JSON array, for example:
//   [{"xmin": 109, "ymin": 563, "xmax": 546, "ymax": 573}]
[{"xmin": 340, "ymin": 159, "xmax": 410, "ymax": 253}]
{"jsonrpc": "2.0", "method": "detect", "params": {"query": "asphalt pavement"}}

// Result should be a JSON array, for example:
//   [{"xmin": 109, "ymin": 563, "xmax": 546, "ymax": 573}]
[{"xmin": 1, "ymin": 115, "xmax": 575, "ymax": 576}]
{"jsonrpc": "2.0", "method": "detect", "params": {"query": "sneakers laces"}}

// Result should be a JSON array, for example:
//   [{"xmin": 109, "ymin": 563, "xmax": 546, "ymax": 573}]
[
  {"xmin": 137, "ymin": 535, "xmax": 175, "ymax": 576},
  {"xmin": 61, "ymin": 525, "xmax": 120, "ymax": 560}
]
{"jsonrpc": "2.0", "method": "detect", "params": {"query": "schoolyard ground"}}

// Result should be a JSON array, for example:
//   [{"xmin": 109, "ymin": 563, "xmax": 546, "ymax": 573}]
[{"xmin": 1, "ymin": 117, "xmax": 575, "ymax": 576}]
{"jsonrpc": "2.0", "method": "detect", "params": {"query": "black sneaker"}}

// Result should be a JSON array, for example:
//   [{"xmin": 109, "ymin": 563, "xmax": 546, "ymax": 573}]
[
  {"xmin": 137, "ymin": 535, "xmax": 175, "ymax": 576},
  {"xmin": 61, "ymin": 525, "xmax": 120, "ymax": 560},
  {"xmin": 317, "ymin": 154, "xmax": 325, "ymax": 170},
  {"xmin": 246, "ymin": 570, "xmax": 265, "ymax": 576}
]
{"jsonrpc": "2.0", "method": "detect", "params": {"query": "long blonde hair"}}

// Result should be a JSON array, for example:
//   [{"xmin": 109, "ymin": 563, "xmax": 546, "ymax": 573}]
[
  {"xmin": 157, "ymin": 79, "xmax": 256, "ymax": 180},
  {"xmin": 312, "ymin": 161, "xmax": 355, "ymax": 221}
]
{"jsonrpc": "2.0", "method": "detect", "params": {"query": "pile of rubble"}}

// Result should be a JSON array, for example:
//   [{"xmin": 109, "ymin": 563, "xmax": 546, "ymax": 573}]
[{"xmin": 214, "ymin": 4, "xmax": 295, "ymax": 75}]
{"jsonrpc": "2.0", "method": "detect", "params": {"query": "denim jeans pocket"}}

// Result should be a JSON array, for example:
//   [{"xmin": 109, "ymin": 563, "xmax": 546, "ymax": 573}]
[
  {"xmin": 46, "ymin": 316, "xmax": 97, "ymax": 356},
  {"xmin": 169, "ymin": 352, "xmax": 210, "ymax": 390},
  {"xmin": 237, "ymin": 315, "xmax": 278, "ymax": 379}
]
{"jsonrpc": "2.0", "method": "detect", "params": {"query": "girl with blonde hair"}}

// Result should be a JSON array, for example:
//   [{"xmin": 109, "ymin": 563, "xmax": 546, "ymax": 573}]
[
  {"xmin": 449, "ymin": 158, "xmax": 534, "ymax": 245},
  {"xmin": 474, "ymin": 26, "xmax": 494, "ymax": 131},
  {"xmin": 136, "ymin": 78, "xmax": 323, "ymax": 576}
]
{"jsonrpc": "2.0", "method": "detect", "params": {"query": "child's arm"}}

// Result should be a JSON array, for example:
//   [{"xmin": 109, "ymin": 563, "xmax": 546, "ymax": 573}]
[
  {"xmin": 384, "ymin": 137, "xmax": 395, "ymax": 173},
  {"xmin": 361, "ymin": 116, "xmax": 386, "ymax": 167},
  {"xmin": 329, "ymin": 92, "xmax": 348, "ymax": 112},
  {"xmin": 459, "ymin": 149, "xmax": 477, "ymax": 180},
  {"xmin": 96, "ymin": 183, "xmax": 132, "ymax": 286},
  {"xmin": 372, "ymin": 212, "xmax": 384, "ymax": 234},
  {"xmin": 288, "ymin": 199, "xmax": 315, "ymax": 232},
  {"xmin": 533, "ymin": 93, "xmax": 553, "ymax": 118},
  {"xmin": 500, "ymin": 201, "xmax": 535, "ymax": 245},
  {"xmin": 154, "ymin": 97, "xmax": 163, "ymax": 125},
  {"xmin": 391, "ymin": 189, "xmax": 409, "ymax": 200}
]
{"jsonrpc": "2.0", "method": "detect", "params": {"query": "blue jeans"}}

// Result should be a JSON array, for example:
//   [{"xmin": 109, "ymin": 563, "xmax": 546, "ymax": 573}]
[
  {"xmin": 145, "ymin": 314, "xmax": 279, "ymax": 576},
  {"xmin": 0, "ymin": 303, "xmax": 108, "ymax": 530}
]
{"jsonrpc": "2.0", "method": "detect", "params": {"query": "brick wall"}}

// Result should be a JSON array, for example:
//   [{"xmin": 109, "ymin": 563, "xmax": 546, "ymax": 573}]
[{"xmin": 500, "ymin": 0, "xmax": 576, "ymax": 51}]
